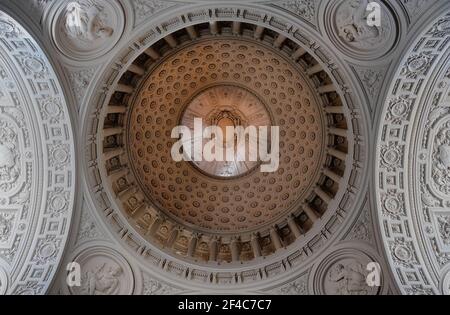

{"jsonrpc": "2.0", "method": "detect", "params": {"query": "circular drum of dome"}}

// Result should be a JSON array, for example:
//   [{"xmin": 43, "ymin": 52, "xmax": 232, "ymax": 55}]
[{"xmin": 84, "ymin": 12, "xmax": 366, "ymax": 288}]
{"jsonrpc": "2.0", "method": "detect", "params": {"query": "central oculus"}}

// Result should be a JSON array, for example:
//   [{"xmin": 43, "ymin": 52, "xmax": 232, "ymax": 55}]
[{"xmin": 179, "ymin": 85, "xmax": 272, "ymax": 178}]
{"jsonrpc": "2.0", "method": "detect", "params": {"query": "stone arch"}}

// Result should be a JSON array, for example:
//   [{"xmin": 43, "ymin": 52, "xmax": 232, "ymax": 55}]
[
  {"xmin": 0, "ymin": 10, "xmax": 77, "ymax": 295},
  {"xmin": 375, "ymin": 8, "xmax": 450, "ymax": 294}
]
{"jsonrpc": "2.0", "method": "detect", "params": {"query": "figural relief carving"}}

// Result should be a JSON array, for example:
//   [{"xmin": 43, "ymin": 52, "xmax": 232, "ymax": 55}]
[
  {"xmin": 82, "ymin": 5, "xmax": 369, "ymax": 290},
  {"xmin": 142, "ymin": 274, "xmax": 181, "ymax": 295},
  {"xmin": 432, "ymin": 119, "xmax": 450, "ymax": 196},
  {"xmin": 437, "ymin": 215, "xmax": 450, "ymax": 246},
  {"xmin": 325, "ymin": 0, "xmax": 397, "ymax": 60},
  {"xmin": 376, "ymin": 11, "xmax": 450, "ymax": 295},
  {"xmin": 273, "ymin": 0, "xmax": 316, "ymax": 23},
  {"xmin": 64, "ymin": 1, "xmax": 113, "ymax": 41},
  {"xmin": 310, "ymin": 247, "xmax": 382, "ymax": 295},
  {"xmin": 327, "ymin": 260, "xmax": 369, "ymax": 295},
  {"xmin": 68, "ymin": 246, "xmax": 134, "ymax": 295},
  {"xmin": 0, "ymin": 117, "xmax": 20, "ymax": 194},
  {"xmin": 0, "ymin": 213, "xmax": 13, "ymax": 244},
  {"xmin": 82, "ymin": 263, "xmax": 123, "ymax": 295},
  {"xmin": 52, "ymin": 0, "xmax": 124, "ymax": 60},
  {"xmin": 131, "ymin": 0, "xmax": 177, "ymax": 28}
]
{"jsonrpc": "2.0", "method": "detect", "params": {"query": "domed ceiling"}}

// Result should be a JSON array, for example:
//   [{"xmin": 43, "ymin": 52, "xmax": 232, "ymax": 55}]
[
  {"xmin": 87, "ymin": 14, "xmax": 363, "ymax": 286},
  {"xmin": 5, "ymin": 0, "xmax": 449, "ymax": 296},
  {"xmin": 127, "ymin": 38, "xmax": 327, "ymax": 236}
]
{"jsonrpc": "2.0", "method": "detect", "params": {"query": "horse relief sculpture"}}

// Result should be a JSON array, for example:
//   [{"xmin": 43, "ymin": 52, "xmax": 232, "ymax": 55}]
[
  {"xmin": 0, "ymin": 118, "xmax": 19, "ymax": 194},
  {"xmin": 337, "ymin": 0, "xmax": 384, "ymax": 47}
]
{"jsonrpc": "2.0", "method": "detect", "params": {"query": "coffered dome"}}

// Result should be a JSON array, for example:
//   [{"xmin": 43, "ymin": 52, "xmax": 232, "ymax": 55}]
[
  {"xmin": 97, "ymin": 21, "xmax": 351, "ymax": 267},
  {"xmin": 2, "ymin": 0, "xmax": 450, "ymax": 296},
  {"xmin": 179, "ymin": 84, "xmax": 271, "ymax": 179}
]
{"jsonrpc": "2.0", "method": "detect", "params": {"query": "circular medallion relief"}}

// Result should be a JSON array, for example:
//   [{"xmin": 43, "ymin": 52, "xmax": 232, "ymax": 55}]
[
  {"xmin": 324, "ymin": 0, "xmax": 398, "ymax": 60},
  {"xmin": 69, "ymin": 246, "xmax": 134, "ymax": 295},
  {"xmin": 310, "ymin": 248, "xmax": 381, "ymax": 295},
  {"xmin": 52, "ymin": 0, "xmax": 124, "ymax": 60}
]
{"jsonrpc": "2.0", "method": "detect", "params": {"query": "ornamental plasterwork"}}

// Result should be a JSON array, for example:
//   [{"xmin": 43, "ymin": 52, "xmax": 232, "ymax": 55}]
[
  {"xmin": 271, "ymin": 0, "xmax": 317, "ymax": 25},
  {"xmin": 266, "ymin": 272, "xmax": 309, "ymax": 295},
  {"xmin": 431, "ymin": 119, "xmax": 450, "ymax": 196},
  {"xmin": 50, "ymin": 0, "xmax": 125, "ymax": 61},
  {"xmin": 352, "ymin": 65, "xmax": 388, "ymax": 116},
  {"xmin": 400, "ymin": 0, "xmax": 430, "ymax": 24},
  {"xmin": 344, "ymin": 196, "xmax": 375, "ymax": 245},
  {"xmin": 0, "ymin": 11, "xmax": 76, "ymax": 295},
  {"xmin": 130, "ymin": 0, "xmax": 179, "ymax": 28},
  {"xmin": 375, "ymin": 10, "xmax": 450, "ymax": 294},
  {"xmin": 81, "ymin": 3, "xmax": 369, "ymax": 292},
  {"xmin": 2, "ymin": 0, "xmax": 449, "ymax": 295},
  {"xmin": 74, "ymin": 198, "xmax": 105, "ymax": 247},
  {"xmin": 66, "ymin": 66, "xmax": 97, "ymax": 111},
  {"xmin": 142, "ymin": 272, "xmax": 184, "ymax": 295}
]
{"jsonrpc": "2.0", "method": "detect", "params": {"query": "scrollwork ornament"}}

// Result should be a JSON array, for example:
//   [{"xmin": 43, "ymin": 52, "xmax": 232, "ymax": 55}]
[
  {"xmin": 432, "ymin": 120, "xmax": 450, "ymax": 195},
  {"xmin": 0, "ymin": 11, "xmax": 76, "ymax": 295},
  {"xmin": 68, "ymin": 246, "xmax": 135, "ymax": 295},
  {"xmin": 310, "ymin": 247, "xmax": 382, "ymax": 295},
  {"xmin": 131, "ymin": 0, "xmax": 177, "ymax": 27},
  {"xmin": 436, "ymin": 215, "xmax": 450, "ymax": 246},
  {"xmin": 386, "ymin": 96, "xmax": 412, "ymax": 123}
]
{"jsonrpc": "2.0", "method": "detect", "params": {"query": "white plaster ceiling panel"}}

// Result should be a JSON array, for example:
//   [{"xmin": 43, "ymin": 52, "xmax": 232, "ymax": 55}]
[
  {"xmin": 375, "ymin": 10, "xmax": 450, "ymax": 295},
  {"xmin": 2, "ymin": 0, "xmax": 447, "ymax": 295},
  {"xmin": 0, "ymin": 11, "xmax": 76, "ymax": 295}
]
